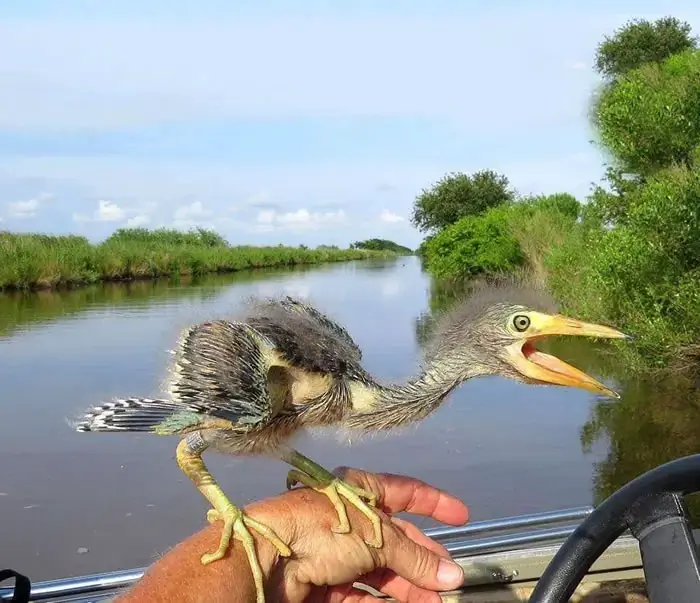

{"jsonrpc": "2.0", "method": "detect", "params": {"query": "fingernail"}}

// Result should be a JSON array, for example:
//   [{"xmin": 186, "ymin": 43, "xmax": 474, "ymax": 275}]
[{"xmin": 437, "ymin": 559, "xmax": 463, "ymax": 587}]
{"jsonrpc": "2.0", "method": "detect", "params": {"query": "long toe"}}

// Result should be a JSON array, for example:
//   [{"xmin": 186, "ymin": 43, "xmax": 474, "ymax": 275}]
[{"xmin": 333, "ymin": 478, "xmax": 384, "ymax": 548}]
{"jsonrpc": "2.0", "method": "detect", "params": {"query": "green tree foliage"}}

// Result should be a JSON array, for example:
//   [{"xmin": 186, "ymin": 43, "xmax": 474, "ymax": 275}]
[
  {"xmin": 526, "ymin": 192, "xmax": 580, "ymax": 220},
  {"xmin": 410, "ymin": 170, "xmax": 515, "ymax": 234},
  {"xmin": 419, "ymin": 193, "xmax": 580, "ymax": 281},
  {"xmin": 594, "ymin": 16, "xmax": 697, "ymax": 79},
  {"xmin": 593, "ymin": 49, "xmax": 700, "ymax": 176},
  {"xmin": 421, "ymin": 205, "xmax": 524, "ymax": 278},
  {"xmin": 549, "ymin": 165, "xmax": 700, "ymax": 368},
  {"xmin": 350, "ymin": 238, "xmax": 413, "ymax": 254}
]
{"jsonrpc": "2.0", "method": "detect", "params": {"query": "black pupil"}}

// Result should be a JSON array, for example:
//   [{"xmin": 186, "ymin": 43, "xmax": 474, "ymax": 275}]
[{"xmin": 515, "ymin": 316, "xmax": 529, "ymax": 330}]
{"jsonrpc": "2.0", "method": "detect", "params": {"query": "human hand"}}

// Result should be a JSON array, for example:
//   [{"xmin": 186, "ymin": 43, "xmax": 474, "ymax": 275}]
[{"xmin": 246, "ymin": 466, "xmax": 469, "ymax": 603}]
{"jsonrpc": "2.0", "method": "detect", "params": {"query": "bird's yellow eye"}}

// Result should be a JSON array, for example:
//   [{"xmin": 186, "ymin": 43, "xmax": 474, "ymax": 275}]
[{"xmin": 512, "ymin": 314, "xmax": 531, "ymax": 332}]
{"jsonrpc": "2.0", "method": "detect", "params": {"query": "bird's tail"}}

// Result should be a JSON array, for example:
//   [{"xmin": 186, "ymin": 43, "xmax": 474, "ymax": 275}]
[{"xmin": 73, "ymin": 397, "xmax": 191, "ymax": 433}]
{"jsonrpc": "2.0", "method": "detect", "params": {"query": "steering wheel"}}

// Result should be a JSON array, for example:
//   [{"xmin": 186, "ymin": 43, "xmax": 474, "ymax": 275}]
[{"xmin": 529, "ymin": 453, "xmax": 700, "ymax": 603}]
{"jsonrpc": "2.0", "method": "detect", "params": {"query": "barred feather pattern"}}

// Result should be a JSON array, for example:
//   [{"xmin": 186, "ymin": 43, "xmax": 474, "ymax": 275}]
[{"xmin": 74, "ymin": 397, "xmax": 193, "ymax": 433}]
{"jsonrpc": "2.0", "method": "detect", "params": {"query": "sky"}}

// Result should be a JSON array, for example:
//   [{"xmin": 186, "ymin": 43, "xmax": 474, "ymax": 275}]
[{"xmin": 1, "ymin": 1, "xmax": 699, "ymax": 248}]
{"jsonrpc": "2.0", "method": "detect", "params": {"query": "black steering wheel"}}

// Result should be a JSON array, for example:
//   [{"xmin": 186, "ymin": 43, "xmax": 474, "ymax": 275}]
[{"xmin": 529, "ymin": 453, "xmax": 700, "ymax": 602}]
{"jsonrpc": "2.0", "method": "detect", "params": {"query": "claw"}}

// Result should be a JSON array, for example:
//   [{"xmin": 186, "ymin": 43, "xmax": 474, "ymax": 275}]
[
  {"xmin": 285, "ymin": 469, "xmax": 383, "ymax": 548},
  {"xmin": 203, "ymin": 504, "xmax": 291, "ymax": 603}
]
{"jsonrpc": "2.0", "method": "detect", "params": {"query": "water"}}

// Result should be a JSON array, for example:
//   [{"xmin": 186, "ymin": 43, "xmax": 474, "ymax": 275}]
[{"xmin": 1, "ymin": 256, "xmax": 699, "ymax": 582}]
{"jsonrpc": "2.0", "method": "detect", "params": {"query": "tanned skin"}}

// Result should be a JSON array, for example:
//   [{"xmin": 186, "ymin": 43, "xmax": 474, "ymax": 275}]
[{"xmin": 116, "ymin": 468, "xmax": 468, "ymax": 603}]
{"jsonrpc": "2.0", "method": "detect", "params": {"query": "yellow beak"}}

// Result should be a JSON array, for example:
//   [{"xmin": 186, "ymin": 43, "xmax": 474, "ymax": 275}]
[{"xmin": 506, "ymin": 313, "xmax": 629, "ymax": 399}]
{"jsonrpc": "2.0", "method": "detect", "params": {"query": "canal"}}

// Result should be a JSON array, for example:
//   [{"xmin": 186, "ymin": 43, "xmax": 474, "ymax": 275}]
[{"xmin": 2, "ymin": 255, "xmax": 699, "ymax": 581}]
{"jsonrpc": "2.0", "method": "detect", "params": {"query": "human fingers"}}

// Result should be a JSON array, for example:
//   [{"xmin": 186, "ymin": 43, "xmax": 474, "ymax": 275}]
[
  {"xmin": 333, "ymin": 467, "xmax": 469, "ymax": 526},
  {"xmin": 391, "ymin": 516, "xmax": 451, "ymax": 559},
  {"xmin": 379, "ymin": 522, "xmax": 465, "ymax": 593}
]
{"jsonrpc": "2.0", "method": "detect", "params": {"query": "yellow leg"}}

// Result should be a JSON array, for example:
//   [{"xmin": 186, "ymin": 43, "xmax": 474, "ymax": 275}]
[
  {"xmin": 176, "ymin": 433, "xmax": 291, "ymax": 603},
  {"xmin": 282, "ymin": 450, "xmax": 383, "ymax": 548}
]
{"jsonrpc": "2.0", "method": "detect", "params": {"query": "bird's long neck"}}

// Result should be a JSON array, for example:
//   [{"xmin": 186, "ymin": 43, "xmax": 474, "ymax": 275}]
[{"xmin": 343, "ymin": 359, "xmax": 488, "ymax": 432}]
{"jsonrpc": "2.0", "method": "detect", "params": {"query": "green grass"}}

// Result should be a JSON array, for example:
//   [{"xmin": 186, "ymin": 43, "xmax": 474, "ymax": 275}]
[{"xmin": 0, "ymin": 228, "xmax": 398, "ymax": 291}]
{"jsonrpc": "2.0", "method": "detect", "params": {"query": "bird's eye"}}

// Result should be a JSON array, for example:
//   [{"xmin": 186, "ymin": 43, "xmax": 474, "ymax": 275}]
[{"xmin": 513, "ymin": 315, "xmax": 530, "ymax": 332}]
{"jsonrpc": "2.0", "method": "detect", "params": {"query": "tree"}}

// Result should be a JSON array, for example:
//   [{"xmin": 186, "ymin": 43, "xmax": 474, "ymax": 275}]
[
  {"xmin": 350, "ymin": 238, "xmax": 413, "ymax": 254},
  {"xmin": 593, "ymin": 49, "xmax": 700, "ymax": 176},
  {"xmin": 526, "ymin": 192, "xmax": 581, "ymax": 220},
  {"xmin": 594, "ymin": 17, "xmax": 697, "ymax": 80},
  {"xmin": 410, "ymin": 169, "xmax": 514, "ymax": 234}
]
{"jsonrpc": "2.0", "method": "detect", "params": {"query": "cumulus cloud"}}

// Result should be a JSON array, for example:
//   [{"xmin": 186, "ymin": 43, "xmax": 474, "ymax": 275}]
[
  {"xmin": 6, "ymin": 192, "xmax": 53, "ymax": 219},
  {"xmin": 8, "ymin": 199, "xmax": 40, "ymax": 219},
  {"xmin": 255, "ymin": 207, "xmax": 347, "ymax": 232},
  {"xmin": 73, "ymin": 199, "xmax": 124, "ymax": 223},
  {"xmin": 97, "ymin": 200, "xmax": 125, "ymax": 221},
  {"xmin": 379, "ymin": 209, "xmax": 404, "ymax": 223},
  {"xmin": 71, "ymin": 198, "xmax": 156, "ymax": 225}
]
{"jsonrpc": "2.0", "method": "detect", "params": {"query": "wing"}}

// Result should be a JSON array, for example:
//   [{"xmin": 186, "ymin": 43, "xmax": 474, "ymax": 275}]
[
  {"xmin": 278, "ymin": 296, "xmax": 362, "ymax": 361},
  {"xmin": 245, "ymin": 296, "xmax": 368, "ymax": 379},
  {"xmin": 167, "ymin": 319, "xmax": 282, "ymax": 428}
]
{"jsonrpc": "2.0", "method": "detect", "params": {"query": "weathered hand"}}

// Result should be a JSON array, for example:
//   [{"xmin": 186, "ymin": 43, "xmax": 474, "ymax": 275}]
[{"xmin": 247, "ymin": 467, "xmax": 469, "ymax": 603}]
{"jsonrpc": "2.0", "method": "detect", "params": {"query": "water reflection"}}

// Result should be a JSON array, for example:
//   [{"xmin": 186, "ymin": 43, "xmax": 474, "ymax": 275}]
[{"xmin": 0, "ymin": 263, "xmax": 355, "ymax": 339}]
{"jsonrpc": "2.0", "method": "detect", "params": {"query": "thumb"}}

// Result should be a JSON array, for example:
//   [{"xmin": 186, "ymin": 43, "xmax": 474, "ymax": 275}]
[{"xmin": 381, "ymin": 528, "xmax": 464, "ymax": 592}]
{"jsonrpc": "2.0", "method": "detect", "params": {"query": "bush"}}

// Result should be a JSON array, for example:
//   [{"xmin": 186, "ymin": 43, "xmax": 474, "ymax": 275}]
[
  {"xmin": 421, "ymin": 205, "xmax": 525, "ymax": 278},
  {"xmin": 350, "ymin": 238, "xmax": 413, "ymax": 254},
  {"xmin": 548, "ymin": 165, "xmax": 700, "ymax": 369},
  {"xmin": 593, "ymin": 49, "xmax": 700, "ymax": 175}
]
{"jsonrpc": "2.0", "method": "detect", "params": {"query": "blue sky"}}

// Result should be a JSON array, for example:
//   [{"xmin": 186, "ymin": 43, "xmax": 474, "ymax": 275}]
[{"xmin": 1, "ymin": 1, "xmax": 699, "ymax": 248}]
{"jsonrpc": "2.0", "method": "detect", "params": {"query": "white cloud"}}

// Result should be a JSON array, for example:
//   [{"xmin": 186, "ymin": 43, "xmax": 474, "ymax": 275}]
[
  {"xmin": 73, "ymin": 199, "xmax": 124, "ymax": 223},
  {"xmin": 379, "ymin": 209, "xmax": 404, "ymax": 223},
  {"xmin": 6, "ymin": 192, "xmax": 53, "ymax": 219},
  {"xmin": 71, "ymin": 198, "xmax": 156, "ymax": 225},
  {"xmin": 0, "ymin": 152, "xmax": 606, "ymax": 246},
  {"xmin": 8, "ymin": 199, "xmax": 40, "ymax": 219},
  {"xmin": 255, "ymin": 207, "xmax": 347, "ymax": 232},
  {"xmin": 96, "ymin": 200, "xmax": 125, "ymax": 222},
  {"xmin": 126, "ymin": 214, "xmax": 150, "ymax": 227},
  {"xmin": 570, "ymin": 61, "xmax": 588, "ymax": 70}
]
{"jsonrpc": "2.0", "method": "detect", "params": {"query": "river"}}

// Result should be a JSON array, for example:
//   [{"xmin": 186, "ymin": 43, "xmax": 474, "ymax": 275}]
[{"xmin": 2, "ymin": 255, "xmax": 700, "ymax": 582}]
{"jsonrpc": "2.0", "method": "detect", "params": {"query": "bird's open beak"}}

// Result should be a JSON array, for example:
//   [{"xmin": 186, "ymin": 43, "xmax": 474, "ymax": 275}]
[{"xmin": 506, "ymin": 313, "xmax": 629, "ymax": 399}]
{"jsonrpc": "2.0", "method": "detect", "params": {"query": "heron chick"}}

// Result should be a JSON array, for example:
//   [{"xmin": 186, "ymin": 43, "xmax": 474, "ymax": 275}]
[{"xmin": 74, "ymin": 284, "xmax": 628, "ymax": 603}]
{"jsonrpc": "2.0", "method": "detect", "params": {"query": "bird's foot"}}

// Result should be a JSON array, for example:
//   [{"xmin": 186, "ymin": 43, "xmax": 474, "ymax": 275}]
[
  {"xmin": 203, "ymin": 505, "xmax": 292, "ymax": 603},
  {"xmin": 286, "ymin": 469, "xmax": 383, "ymax": 548}
]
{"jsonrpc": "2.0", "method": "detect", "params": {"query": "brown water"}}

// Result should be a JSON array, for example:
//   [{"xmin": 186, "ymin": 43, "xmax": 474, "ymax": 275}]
[{"xmin": 1, "ymin": 256, "xmax": 700, "ymax": 582}]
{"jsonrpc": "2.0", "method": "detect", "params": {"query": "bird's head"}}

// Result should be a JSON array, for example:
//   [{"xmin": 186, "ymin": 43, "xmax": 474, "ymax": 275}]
[
  {"xmin": 476, "ymin": 304, "xmax": 628, "ymax": 398},
  {"xmin": 424, "ymin": 282, "xmax": 629, "ymax": 398}
]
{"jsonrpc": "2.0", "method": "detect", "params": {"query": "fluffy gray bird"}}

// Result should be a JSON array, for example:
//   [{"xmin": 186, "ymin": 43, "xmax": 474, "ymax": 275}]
[{"xmin": 74, "ymin": 283, "xmax": 628, "ymax": 603}]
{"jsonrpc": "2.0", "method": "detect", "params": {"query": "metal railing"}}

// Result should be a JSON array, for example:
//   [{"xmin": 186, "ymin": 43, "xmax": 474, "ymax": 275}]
[{"xmin": 0, "ymin": 505, "xmax": 594, "ymax": 602}]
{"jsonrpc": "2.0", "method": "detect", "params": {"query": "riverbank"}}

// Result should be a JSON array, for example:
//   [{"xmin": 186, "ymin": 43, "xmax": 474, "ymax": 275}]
[
  {"xmin": 0, "ymin": 230, "xmax": 400, "ymax": 291},
  {"xmin": 415, "ymin": 20, "xmax": 700, "ymax": 376}
]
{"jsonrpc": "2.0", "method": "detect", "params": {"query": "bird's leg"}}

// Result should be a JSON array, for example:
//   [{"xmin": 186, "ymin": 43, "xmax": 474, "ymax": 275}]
[
  {"xmin": 281, "ymin": 448, "xmax": 383, "ymax": 548},
  {"xmin": 176, "ymin": 432, "xmax": 291, "ymax": 603}
]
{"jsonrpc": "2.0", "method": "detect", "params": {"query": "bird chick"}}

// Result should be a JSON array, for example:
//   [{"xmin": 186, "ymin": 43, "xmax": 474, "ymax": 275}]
[{"xmin": 73, "ymin": 287, "xmax": 628, "ymax": 603}]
